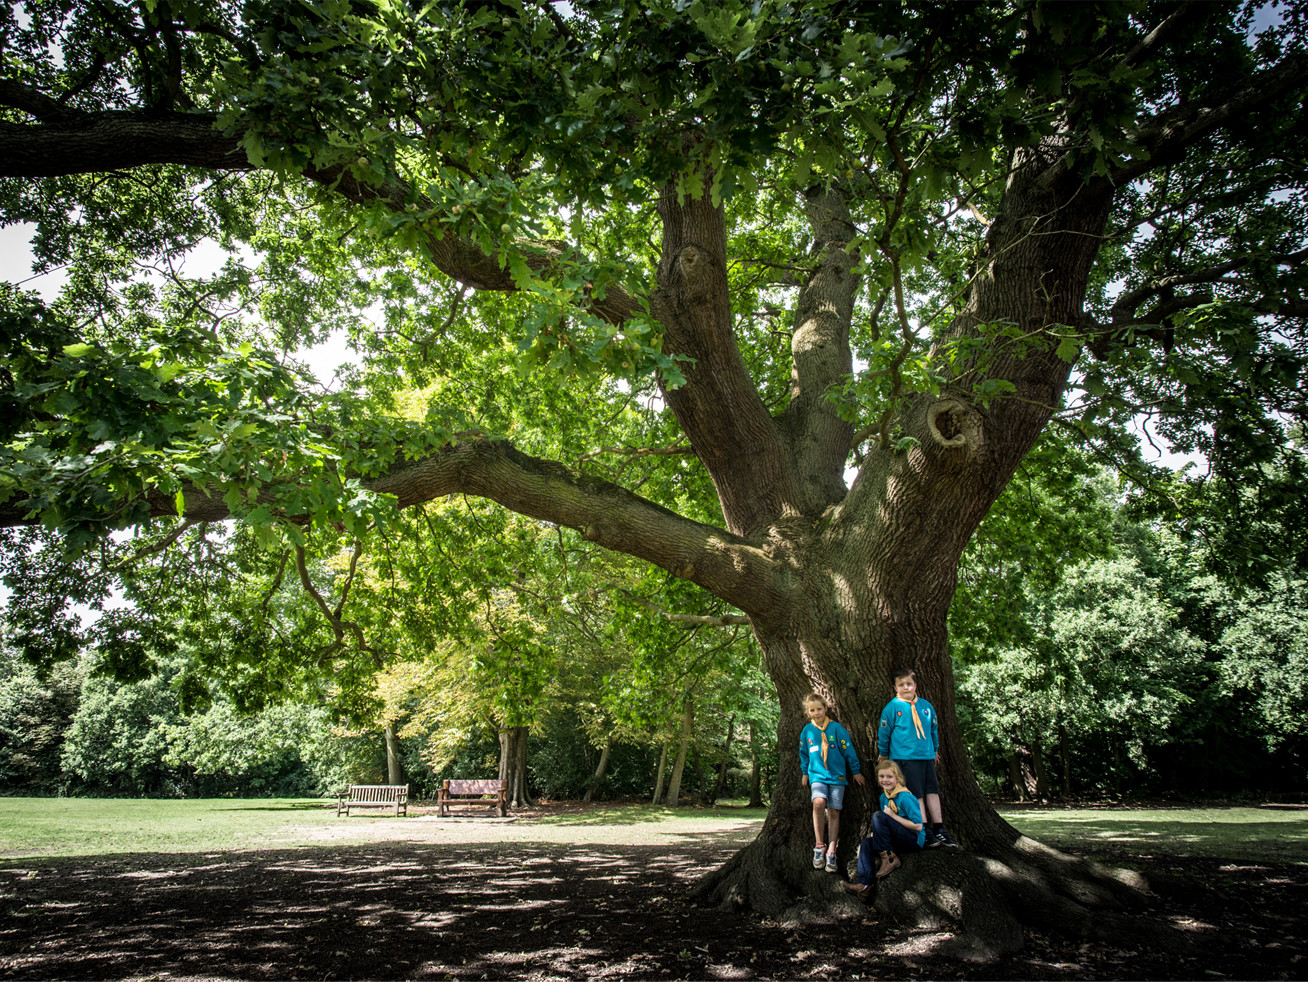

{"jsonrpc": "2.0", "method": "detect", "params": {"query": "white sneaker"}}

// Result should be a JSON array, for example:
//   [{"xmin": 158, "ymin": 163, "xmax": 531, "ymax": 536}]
[
  {"xmin": 812, "ymin": 846, "xmax": 825, "ymax": 869},
  {"xmin": 825, "ymin": 852, "xmax": 839, "ymax": 874}
]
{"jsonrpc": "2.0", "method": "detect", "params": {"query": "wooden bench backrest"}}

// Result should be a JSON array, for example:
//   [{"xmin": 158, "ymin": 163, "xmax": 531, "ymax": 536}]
[
  {"xmin": 445, "ymin": 779, "xmax": 504, "ymax": 795},
  {"xmin": 348, "ymin": 784, "xmax": 408, "ymax": 802}
]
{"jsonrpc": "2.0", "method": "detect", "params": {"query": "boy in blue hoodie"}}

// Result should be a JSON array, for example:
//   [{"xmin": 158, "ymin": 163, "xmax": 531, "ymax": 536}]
[
  {"xmin": 876, "ymin": 667, "xmax": 958, "ymax": 848},
  {"xmin": 799, "ymin": 692, "xmax": 865, "ymax": 873}
]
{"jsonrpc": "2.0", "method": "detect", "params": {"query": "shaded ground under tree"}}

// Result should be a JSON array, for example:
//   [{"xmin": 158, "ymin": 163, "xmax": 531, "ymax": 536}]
[{"xmin": 0, "ymin": 808, "xmax": 1304, "ymax": 980}]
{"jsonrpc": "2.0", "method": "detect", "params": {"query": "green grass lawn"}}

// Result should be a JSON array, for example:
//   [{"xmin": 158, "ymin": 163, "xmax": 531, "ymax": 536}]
[
  {"xmin": 0, "ymin": 797, "xmax": 341, "ymax": 858},
  {"xmin": 1000, "ymin": 804, "xmax": 1308, "ymax": 864},
  {"xmin": 532, "ymin": 799, "xmax": 769, "ymax": 827},
  {"xmin": 3, "ymin": 797, "xmax": 1306, "ymax": 865}
]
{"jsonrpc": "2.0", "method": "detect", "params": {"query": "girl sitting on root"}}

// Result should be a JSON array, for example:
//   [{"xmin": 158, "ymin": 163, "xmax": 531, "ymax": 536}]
[{"xmin": 842, "ymin": 759, "xmax": 926, "ymax": 900}]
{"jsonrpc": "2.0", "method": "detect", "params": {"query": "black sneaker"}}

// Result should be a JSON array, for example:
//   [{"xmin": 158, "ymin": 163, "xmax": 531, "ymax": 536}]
[
  {"xmin": 936, "ymin": 827, "xmax": 959, "ymax": 849},
  {"xmin": 925, "ymin": 828, "xmax": 943, "ymax": 848}
]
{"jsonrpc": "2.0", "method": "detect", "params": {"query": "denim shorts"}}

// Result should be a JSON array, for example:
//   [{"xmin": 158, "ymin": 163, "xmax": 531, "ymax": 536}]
[{"xmin": 809, "ymin": 781, "xmax": 846, "ymax": 810}]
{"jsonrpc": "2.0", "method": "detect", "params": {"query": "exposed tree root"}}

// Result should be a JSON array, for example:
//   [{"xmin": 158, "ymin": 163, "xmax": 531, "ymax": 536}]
[
  {"xmin": 694, "ymin": 833, "xmax": 1191, "ymax": 963},
  {"xmin": 692, "ymin": 829, "xmax": 858, "ymax": 923}
]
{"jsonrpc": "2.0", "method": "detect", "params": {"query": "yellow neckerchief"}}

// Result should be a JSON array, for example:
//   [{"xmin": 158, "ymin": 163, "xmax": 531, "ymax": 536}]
[
  {"xmin": 881, "ymin": 779, "xmax": 911, "ymax": 815},
  {"xmin": 813, "ymin": 719, "xmax": 831, "ymax": 769},
  {"xmin": 903, "ymin": 695, "xmax": 926, "ymax": 741}
]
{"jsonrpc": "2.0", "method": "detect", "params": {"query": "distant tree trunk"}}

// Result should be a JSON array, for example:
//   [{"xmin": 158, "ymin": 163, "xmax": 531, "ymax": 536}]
[
  {"xmin": 498, "ymin": 725, "xmax": 535, "ymax": 808},
  {"xmin": 665, "ymin": 701, "xmax": 694, "ymax": 807},
  {"xmin": 1058, "ymin": 723, "xmax": 1073, "ymax": 797},
  {"xmin": 383, "ymin": 724, "xmax": 405, "ymax": 786},
  {"xmin": 707, "ymin": 716, "xmax": 736, "ymax": 805},
  {"xmin": 583, "ymin": 736, "xmax": 614, "ymax": 802},
  {"xmin": 1031, "ymin": 742, "xmax": 1049, "ymax": 801},
  {"xmin": 1111, "ymin": 737, "xmax": 1125, "ymax": 795},
  {"xmin": 748, "ymin": 720, "xmax": 764, "ymax": 808},
  {"xmin": 1007, "ymin": 754, "xmax": 1026, "ymax": 802},
  {"xmin": 651, "ymin": 741, "xmax": 670, "ymax": 804},
  {"xmin": 1008, "ymin": 748, "xmax": 1038, "ymax": 802}
]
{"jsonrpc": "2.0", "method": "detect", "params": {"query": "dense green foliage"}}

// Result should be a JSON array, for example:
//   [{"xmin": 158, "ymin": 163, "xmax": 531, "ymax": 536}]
[{"xmin": 953, "ymin": 438, "xmax": 1308, "ymax": 799}]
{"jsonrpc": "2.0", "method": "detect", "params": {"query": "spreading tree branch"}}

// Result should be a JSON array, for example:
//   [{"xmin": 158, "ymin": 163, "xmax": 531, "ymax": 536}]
[
  {"xmin": 1110, "ymin": 50, "xmax": 1308, "ymax": 185},
  {"xmin": 616, "ymin": 588, "xmax": 751, "ymax": 628},
  {"xmin": 0, "ymin": 438, "xmax": 792, "ymax": 626},
  {"xmin": 0, "ymin": 104, "xmax": 644, "ymax": 325},
  {"xmin": 107, "ymin": 519, "xmax": 199, "ymax": 572}
]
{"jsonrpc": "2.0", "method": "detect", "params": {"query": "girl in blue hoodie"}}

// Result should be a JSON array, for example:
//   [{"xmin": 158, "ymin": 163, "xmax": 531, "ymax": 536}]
[{"xmin": 799, "ymin": 692, "xmax": 865, "ymax": 873}]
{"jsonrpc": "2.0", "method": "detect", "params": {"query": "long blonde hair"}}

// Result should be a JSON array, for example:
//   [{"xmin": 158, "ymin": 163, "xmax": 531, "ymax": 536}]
[
  {"xmin": 875, "ymin": 760, "xmax": 911, "ymax": 812},
  {"xmin": 875, "ymin": 759, "xmax": 908, "ymax": 788}
]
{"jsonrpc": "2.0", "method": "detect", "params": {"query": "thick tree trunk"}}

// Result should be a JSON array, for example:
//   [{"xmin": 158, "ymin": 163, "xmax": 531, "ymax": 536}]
[
  {"xmin": 497, "ymin": 725, "xmax": 535, "ymax": 808},
  {"xmin": 685, "ymin": 155, "xmax": 1185, "ymax": 959},
  {"xmin": 383, "ymin": 724, "xmax": 405, "ymax": 787},
  {"xmin": 583, "ymin": 736, "xmax": 614, "ymax": 803},
  {"xmin": 651, "ymin": 741, "xmax": 669, "ymax": 805},
  {"xmin": 664, "ymin": 701, "xmax": 694, "ymax": 807}
]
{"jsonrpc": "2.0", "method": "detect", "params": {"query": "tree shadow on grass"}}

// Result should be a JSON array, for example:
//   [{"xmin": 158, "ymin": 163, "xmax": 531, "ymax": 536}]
[
  {"xmin": 1003, "ymin": 815, "xmax": 1308, "ymax": 864},
  {"xmin": 529, "ymin": 805, "xmax": 768, "ymax": 828},
  {"xmin": 0, "ymin": 842, "xmax": 1305, "ymax": 980}
]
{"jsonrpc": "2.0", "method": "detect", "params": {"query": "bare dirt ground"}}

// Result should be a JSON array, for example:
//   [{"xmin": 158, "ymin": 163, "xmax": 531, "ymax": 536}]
[{"xmin": 0, "ymin": 801, "xmax": 1304, "ymax": 980}]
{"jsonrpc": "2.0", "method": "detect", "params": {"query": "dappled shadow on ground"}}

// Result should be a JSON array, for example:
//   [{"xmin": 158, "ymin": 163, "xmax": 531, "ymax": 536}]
[
  {"xmin": 1001, "ymin": 812, "xmax": 1308, "ymax": 863},
  {"xmin": 0, "ymin": 842, "xmax": 1305, "ymax": 980}
]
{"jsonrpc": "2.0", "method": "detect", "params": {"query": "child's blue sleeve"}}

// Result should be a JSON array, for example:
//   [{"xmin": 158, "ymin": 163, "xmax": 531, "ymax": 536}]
[
  {"xmin": 877, "ymin": 703, "xmax": 892, "ymax": 757},
  {"xmin": 798, "ymin": 730, "xmax": 809, "ymax": 777},
  {"xmin": 930, "ymin": 700, "xmax": 939, "ymax": 755}
]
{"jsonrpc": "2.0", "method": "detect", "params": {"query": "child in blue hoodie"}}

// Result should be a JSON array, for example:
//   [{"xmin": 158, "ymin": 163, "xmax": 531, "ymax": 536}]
[
  {"xmin": 799, "ymin": 692, "xmax": 865, "ymax": 873},
  {"xmin": 876, "ymin": 667, "xmax": 957, "ymax": 848},
  {"xmin": 842, "ymin": 759, "xmax": 926, "ymax": 900}
]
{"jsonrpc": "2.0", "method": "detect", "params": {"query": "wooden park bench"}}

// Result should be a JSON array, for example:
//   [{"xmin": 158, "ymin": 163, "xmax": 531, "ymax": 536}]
[
  {"xmin": 437, "ymin": 779, "xmax": 508, "ymax": 817},
  {"xmin": 336, "ymin": 784, "xmax": 409, "ymax": 817}
]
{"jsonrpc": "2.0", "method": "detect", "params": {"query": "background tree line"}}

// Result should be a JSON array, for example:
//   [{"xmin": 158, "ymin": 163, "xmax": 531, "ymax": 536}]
[
  {"xmin": 0, "ymin": 634, "xmax": 780, "ymax": 803},
  {"xmin": 5, "ymin": 436, "xmax": 1304, "ymax": 803}
]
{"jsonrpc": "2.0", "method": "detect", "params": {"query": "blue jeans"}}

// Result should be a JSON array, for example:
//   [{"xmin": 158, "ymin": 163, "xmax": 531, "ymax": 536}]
[{"xmin": 854, "ymin": 812, "xmax": 922, "ymax": 885}]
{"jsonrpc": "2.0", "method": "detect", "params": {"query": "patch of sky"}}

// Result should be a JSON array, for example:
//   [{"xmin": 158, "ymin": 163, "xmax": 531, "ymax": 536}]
[{"xmin": 1, "ymin": 222, "xmax": 355, "ymax": 384}]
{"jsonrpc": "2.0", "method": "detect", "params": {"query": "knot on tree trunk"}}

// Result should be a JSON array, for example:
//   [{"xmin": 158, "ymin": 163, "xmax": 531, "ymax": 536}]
[
  {"xmin": 927, "ymin": 399, "xmax": 981, "ymax": 451},
  {"xmin": 670, "ymin": 244, "xmax": 715, "ymax": 305}
]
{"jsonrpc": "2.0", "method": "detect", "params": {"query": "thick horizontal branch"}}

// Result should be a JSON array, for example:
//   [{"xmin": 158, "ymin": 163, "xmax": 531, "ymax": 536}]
[
  {"xmin": 0, "ymin": 106, "xmax": 643, "ymax": 324},
  {"xmin": 0, "ymin": 111, "xmax": 250, "ymax": 174},
  {"xmin": 0, "ymin": 438, "xmax": 790, "ymax": 627},
  {"xmin": 366, "ymin": 440, "xmax": 783, "ymax": 621}
]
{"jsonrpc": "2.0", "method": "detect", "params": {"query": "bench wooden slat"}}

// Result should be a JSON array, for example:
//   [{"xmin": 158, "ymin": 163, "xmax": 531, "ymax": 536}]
[
  {"xmin": 336, "ymin": 784, "xmax": 408, "ymax": 817},
  {"xmin": 437, "ymin": 778, "xmax": 508, "ymax": 817}
]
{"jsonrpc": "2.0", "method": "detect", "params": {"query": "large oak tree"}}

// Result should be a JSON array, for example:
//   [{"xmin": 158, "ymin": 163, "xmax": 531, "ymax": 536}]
[{"xmin": 3, "ymin": 0, "xmax": 1306, "ymax": 958}]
